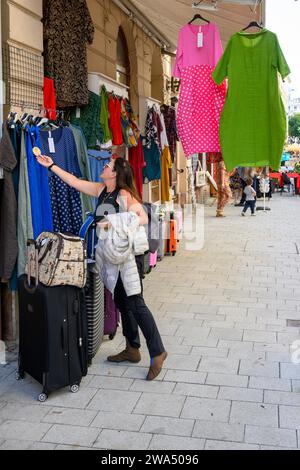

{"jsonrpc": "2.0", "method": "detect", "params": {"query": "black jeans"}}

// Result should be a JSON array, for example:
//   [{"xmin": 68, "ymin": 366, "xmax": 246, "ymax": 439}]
[
  {"xmin": 243, "ymin": 200, "xmax": 256, "ymax": 214},
  {"xmin": 113, "ymin": 255, "xmax": 165, "ymax": 358}
]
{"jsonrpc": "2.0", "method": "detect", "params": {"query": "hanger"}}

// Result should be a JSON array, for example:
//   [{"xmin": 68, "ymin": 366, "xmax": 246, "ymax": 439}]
[
  {"xmin": 242, "ymin": 20, "xmax": 263, "ymax": 31},
  {"xmin": 188, "ymin": 13, "xmax": 210, "ymax": 25}
]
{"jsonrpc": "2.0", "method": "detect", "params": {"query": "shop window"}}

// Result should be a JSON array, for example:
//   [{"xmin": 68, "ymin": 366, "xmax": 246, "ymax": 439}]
[{"xmin": 116, "ymin": 28, "xmax": 130, "ymax": 88}]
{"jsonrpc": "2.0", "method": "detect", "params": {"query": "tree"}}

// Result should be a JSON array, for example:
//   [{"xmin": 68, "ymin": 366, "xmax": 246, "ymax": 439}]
[{"xmin": 289, "ymin": 114, "xmax": 300, "ymax": 139}]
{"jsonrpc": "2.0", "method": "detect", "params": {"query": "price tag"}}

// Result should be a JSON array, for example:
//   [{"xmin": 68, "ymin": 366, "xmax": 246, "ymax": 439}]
[
  {"xmin": 197, "ymin": 32, "xmax": 203, "ymax": 48},
  {"xmin": 0, "ymin": 167, "xmax": 4, "ymax": 179},
  {"xmin": 197, "ymin": 26, "xmax": 203, "ymax": 48},
  {"xmin": 48, "ymin": 138, "xmax": 55, "ymax": 154},
  {"xmin": 76, "ymin": 107, "xmax": 81, "ymax": 118}
]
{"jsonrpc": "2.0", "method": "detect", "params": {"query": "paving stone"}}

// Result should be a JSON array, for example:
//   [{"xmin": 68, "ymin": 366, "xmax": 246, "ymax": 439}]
[
  {"xmin": 218, "ymin": 340, "xmax": 254, "ymax": 353},
  {"xmin": 165, "ymin": 354, "xmax": 201, "ymax": 371},
  {"xmin": 181, "ymin": 397, "xmax": 231, "ymax": 422},
  {"xmin": 55, "ymin": 445, "xmax": 97, "ymax": 450},
  {"xmin": 133, "ymin": 393, "xmax": 186, "ymax": 418},
  {"xmin": 130, "ymin": 379, "xmax": 176, "ymax": 394},
  {"xmin": 249, "ymin": 376, "xmax": 291, "ymax": 392},
  {"xmin": 122, "ymin": 367, "xmax": 166, "ymax": 381},
  {"xmin": 206, "ymin": 373, "xmax": 248, "ymax": 388},
  {"xmin": 243, "ymin": 331, "xmax": 277, "ymax": 343},
  {"xmin": 87, "ymin": 389, "xmax": 141, "ymax": 413},
  {"xmin": 281, "ymin": 363, "xmax": 300, "ymax": 380},
  {"xmin": 42, "ymin": 424, "xmax": 99, "ymax": 447},
  {"xmin": 149, "ymin": 434, "xmax": 205, "ymax": 450},
  {"xmin": 0, "ymin": 403, "xmax": 50, "ymax": 423},
  {"xmin": 193, "ymin": 420, "xmax": 244, "ymax": 442},
  {"xmin": 0, "ymin": 420, "xmax": 52, "ymax": 441},
  {"xmin": 191, "ymin": 347, "xmax": 229, "ymax": 358},
  {"xmin": 164, "ymin": 370, "xmax": 207, "ymax": 384},
  {"xmin": 87, "ymin": 364, "xmax": 128, "ymax": 377},
  {"xmin": 218, "ymin": 387, "xmax": 263, "ymax": 403},
  {"xmin": 173, "ymin": 383, "xmax": 218, "ymax": 399},
  {"xmin": 198, "ymin": 357, "xmax": 239, "ymax": 375},
  {"xmin": 94, "ymin": 430, "xmax": 152, "ymax": 450},
  {"xmin": 42, "ymin": 408, "xmax": 98, "ymax": 427},
  {"xmin": 141, "ymin": 416, "xmax": 194, "ymax": 437},
  {"xmin": 245, "ymin": 425, "xmax": 297, "ymax": 447},
  {"xmin": 88, "ymin": 376, "xmax": 134, "ymax": 391},
  {"xmin": 91, "ymin": 411, "xmax": 145, "ymax": 431},
  {"xmin": 292, "ymin": 380, "xmax": 300, "ymax": 393},
  {"xmin": 204, "ymin": 440, "xmax": 259, "ymax": 450},
  {"xmin": 209, "ymin": 328, "xmax": 244, "ymax": 342},
  {"xmin": 239, "ymin": 360, "xmax": 280, "ymax": 378},
  {"xmin": 0, "ymin": 440, "xmax": 32, "ymax": 450},
  {"xmin": 230, "ymin": 402, "xmax": 278, "ymax": 427},
  {"xmin": 279, "ymin": 406, "xmax": 300, "ymax": 429}
]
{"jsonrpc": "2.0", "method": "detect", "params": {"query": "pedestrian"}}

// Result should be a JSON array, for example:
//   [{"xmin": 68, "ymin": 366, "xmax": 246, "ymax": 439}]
[
  {"xmin": 36, "ymin": 153, "xmax": 168, "ymax": 381},
  {"xmin": 229, "ymin": 168, "xmax": 242, "ymax": 205},
  {"xmin": 241, "ymin": 177, "xmax": 256, "ymax": 216},
  {"xmin": 216, "ymin": 160, "xmax": 232, "ymax": 217}
]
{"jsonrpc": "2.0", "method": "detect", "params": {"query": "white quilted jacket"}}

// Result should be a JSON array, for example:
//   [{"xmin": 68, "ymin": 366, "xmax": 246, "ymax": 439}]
[{"xmin": 95, "ymin": 212, "xmax": 149, "ymax": 297}]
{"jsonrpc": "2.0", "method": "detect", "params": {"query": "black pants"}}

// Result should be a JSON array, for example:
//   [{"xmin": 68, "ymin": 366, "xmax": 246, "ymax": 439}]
[
  {"xmin": 113, "ymin": 255, "xmax": 165, "ymax": 358},
  {"xmin": 243, "ymin": 200, "xmax": 256, "ymax": 214}
]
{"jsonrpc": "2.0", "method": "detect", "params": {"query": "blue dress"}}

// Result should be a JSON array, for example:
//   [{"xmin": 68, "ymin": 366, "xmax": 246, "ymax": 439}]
[{"xmin": 40, "ymin": 127, "xmax": 83, "ymax": 235}]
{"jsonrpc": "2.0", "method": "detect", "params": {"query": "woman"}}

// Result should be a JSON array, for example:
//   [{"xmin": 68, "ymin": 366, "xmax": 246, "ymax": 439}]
[{"xmin": 36, "ymin": 153, "xmax": 167, "ymax": 381}]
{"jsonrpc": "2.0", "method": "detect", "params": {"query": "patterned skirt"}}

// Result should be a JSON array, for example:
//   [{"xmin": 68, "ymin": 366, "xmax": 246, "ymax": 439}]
[{"xmin": 177, "ymin": 65, "xmax": 226, "ymax": 157}]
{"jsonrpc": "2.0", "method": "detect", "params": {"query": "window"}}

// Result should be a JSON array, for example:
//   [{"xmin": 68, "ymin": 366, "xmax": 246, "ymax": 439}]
[{"xmin": 116, "ymin": 28, "xmax": 130, "ymax": 87}]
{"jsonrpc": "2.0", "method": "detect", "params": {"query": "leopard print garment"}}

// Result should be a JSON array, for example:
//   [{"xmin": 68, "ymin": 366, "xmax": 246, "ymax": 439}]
[{"xmin": 43, "ymin": 0, "xmax": 94, "ymax": 107}]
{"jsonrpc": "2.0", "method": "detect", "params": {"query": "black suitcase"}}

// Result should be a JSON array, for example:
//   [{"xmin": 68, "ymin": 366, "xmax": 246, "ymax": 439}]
[
  {"xmin": 84, "ymin": 262, "xmax": 105, "ymax": 366},
  {"xmin": 17, "ymin": 274, "xmax": 88, "ymax": 402}
]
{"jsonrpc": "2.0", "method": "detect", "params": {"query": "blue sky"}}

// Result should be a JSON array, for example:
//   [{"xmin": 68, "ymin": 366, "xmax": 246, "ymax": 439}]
[{"xmin": 266, "ymin": 0, "xmax": 300, "ymax": 95}]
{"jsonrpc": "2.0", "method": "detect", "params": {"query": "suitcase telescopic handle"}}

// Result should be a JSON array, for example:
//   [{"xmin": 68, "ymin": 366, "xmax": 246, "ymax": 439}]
[{"xmin": 26, "ymin": 240, "xmax": 39, "ymax": 290}]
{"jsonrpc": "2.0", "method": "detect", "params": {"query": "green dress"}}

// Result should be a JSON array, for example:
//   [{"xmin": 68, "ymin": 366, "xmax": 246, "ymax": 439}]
[{"xmin": 212, "ymin": 29, "xmax": 290, "ymax": 171}]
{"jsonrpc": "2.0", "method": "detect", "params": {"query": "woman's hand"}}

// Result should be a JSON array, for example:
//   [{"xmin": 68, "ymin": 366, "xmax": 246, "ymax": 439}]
[
  {"xmin": 97, "ymin": 221, "xmax": 111, "ymax": 230},
  {"xmin": 36, "ymin": 154, "xmax": 54, "ymax": 169}
]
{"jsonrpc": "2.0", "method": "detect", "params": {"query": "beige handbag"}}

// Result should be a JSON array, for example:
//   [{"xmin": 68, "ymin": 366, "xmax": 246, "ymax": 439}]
[
  {"xmin": 25, "ymin": 232, "xmax": 87, "ymax": 288},
  {"xmin": 195, "ymin": 161, "xmax": 206, "ymax": 188}
]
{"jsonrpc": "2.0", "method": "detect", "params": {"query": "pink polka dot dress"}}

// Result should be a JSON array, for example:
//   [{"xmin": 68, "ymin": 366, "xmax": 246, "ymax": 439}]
[{"xmin": 173, "ymin": 23, "xmax": 226, "ymax": 157}]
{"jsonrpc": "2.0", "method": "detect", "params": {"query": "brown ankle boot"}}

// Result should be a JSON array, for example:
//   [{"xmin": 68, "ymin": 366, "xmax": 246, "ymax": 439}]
[
  {"xmin": 146, "ymin": 351, "xmax": 168, "ymax": 381},
  {"xmin": 107, "ymin": 340, "xmax": 141, "ymax": 364}
]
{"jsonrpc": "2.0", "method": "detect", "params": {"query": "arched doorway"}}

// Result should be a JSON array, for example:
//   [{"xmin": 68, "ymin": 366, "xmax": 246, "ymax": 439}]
[{"xmin": 116, "ymin": 27, "xmax": 130, "ymax": 89}]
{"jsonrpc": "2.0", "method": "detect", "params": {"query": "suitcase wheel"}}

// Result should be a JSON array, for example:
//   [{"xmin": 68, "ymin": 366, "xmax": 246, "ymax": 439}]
[
  {"xmin": 15, "ymin": 371, "xmax": 25, "ymax": 381},
  {"xmin": 38, "ymin": 393, "xmax": 48, "ymax": 403},
  {"xmin": 109, "ymin": 332, "xmax": 116, "ymax": 340},
  {"xmin": 70, "ymin": 384, "xmax": 79, "ymax": 394}
]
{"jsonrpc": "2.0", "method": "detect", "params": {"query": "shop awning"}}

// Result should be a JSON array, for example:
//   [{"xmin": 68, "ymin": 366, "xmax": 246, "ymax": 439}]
[{"xmin": 127, "ymin": 0, "xmax": 265, "ymax": 49}]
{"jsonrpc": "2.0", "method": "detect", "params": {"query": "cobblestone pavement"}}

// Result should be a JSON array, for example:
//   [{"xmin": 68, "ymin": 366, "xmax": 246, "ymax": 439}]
[{"xmin": 1, "ymin": 194, "xmax": 300, "ymax": 450}]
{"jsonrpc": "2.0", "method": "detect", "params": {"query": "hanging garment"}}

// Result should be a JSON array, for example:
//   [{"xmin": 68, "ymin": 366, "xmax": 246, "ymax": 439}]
[
  {"xmin": 25, "ymin": 125, "xmax": 53, "ymax": 239},
  {"xmin": 160, "ymin": 105, "xmax": 178, "ymax": 163},
  {"xmin": 108, "ymin": 95, "xmax": 123, "ymax": 146},
  {"xmin": 129, "ymin": 138, "xmax": 146, "ymax": 198},
  {"xmin": 7, "ymin": 122, "xmax": 22, "ymax": 289},
  {"xmin": 88, "ymin": 150, "xmax": 111, "ymax": 210},
  {"xmin": 142, "ymin": 138, "xmax": 161, "ymax": 183},
  {"xmin": 100, "ymin": 86, "xmax": 112, "ymax": 144},
  {"xmin": 161, "ymin": 146, "xmax": 173, "ymax": 203},
  {"xmin": 43, "ymin": 0, "xmax": 94, "ymax": 107},
  {"xmin": 70, "ymin": 91, "xmax": 103, "ymax": 148},
  {"xmin": 212, "ymin": 29, "xmax": 290, "ymax": 171},
  {"xmin": 173, "ymin": 23, "xmax": 226, "ymax": 156},
  {"xmin": 70, "ymin": 124, "xmax": 94, "ymax": 217},
  {"xmin": 44, "ymin": 77, "xmax": 57, "ymax": 120},
  {"xmin": 120, "ymin": 98, "xmax": 139, "ymax": 148},
  {"xmin": 18, "ymin": 133, "xmax": 34, "ymax": 276},
  {"xmin": 145, "ymin": 108, "xmax": 162, "ymax": 153},
  {"xmin": 40, "ymin": 127, "xmax": 82, "ymax": 235},
  {"xmin": 0, "ymin": 125, "xmax": 18, "ymax": 280}
]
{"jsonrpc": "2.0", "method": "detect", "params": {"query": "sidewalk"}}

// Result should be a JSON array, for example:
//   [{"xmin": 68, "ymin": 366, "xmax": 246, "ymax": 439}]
[{"xmin": 0, "ymin": 194, "xmax": 300, "ymax": 450}]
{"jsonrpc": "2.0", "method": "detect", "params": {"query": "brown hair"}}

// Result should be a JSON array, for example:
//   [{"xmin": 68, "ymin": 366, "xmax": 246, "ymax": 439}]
[
  {"xmin": 113, "ymin": 157, "xmax": 142, "ymax": 203},
  {"xmin": 246, "ymin": 178, "xmax": 253, "ymax": 186}
]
